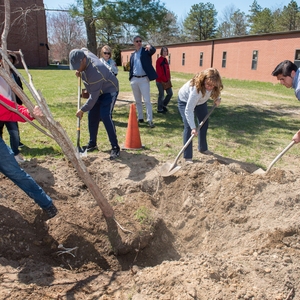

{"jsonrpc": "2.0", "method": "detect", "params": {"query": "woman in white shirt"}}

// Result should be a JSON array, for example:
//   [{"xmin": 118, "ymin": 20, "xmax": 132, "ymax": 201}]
[
  {"xmin": 99, "ymin": 45, "xmax": 118, "ymax": 76},
  {"xmin": 178, "ymin": 68, "xmax": 223, "ymax": 162}
]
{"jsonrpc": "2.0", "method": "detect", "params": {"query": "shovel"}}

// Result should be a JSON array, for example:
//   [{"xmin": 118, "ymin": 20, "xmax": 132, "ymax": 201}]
[
  {"xmin": 77, "ymin": 77, "xmax": 87, "ymax": 156},
  {"xmin": 160, "ymin": 104, "xmax": 216, "ymax": 177},
  {"xmin": 253, "ymin": 140, "xmax": 295, "ymax": 175}
]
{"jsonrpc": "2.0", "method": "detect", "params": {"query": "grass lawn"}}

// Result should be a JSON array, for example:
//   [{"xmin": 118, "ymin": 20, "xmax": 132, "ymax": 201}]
[{"xmin": 11, "ymin": 65, "xmax": 300, "ymax": 170}]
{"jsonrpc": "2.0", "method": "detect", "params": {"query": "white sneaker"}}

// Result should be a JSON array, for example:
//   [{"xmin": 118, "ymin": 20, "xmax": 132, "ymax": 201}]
[
  {"xmin": 15, "ymin": 154, "xmax": 26, "ymax": 163},
  {"xmin": 185, "ymin": 158, "xmax": 193, "ymax": 164}
]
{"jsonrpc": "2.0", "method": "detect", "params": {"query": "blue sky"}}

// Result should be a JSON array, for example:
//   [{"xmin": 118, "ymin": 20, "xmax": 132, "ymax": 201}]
[{"xmin": 43, "ymin": 0, "xmax": 286, "ymax": 21}]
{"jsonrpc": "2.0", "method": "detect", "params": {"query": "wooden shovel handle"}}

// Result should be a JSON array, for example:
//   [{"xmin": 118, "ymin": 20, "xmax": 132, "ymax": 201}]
[{"xmin": 265, "ymin": 141, "xmax": 295, "ymax": 174}]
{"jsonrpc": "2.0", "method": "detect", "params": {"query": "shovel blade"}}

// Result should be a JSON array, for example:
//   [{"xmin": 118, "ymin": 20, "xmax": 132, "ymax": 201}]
[
  {"xmin": 160, "ymin": 162, "xmax": 181, "ymax": 177},
  {"xmin": 253, "ymin": 168, "xmax": 266, "ymax": 175},
  {"xmin": 77, "ymin": 147, "xmax": 88, "ymax": 157}
]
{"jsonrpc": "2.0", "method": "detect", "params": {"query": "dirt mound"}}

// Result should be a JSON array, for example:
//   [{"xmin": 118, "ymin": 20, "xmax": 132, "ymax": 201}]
[{"xmin": 0, "ymin": 151, "xmax": 299, "ymax": 299}]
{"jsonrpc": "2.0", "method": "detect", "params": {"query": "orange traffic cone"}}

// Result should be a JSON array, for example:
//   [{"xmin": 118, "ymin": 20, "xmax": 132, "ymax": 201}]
[{"xmin": 122, "ymin": 103, "xmax": 144, "ymax": 150}]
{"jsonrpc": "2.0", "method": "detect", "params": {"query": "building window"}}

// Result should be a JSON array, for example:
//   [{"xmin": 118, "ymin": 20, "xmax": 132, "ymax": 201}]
[
  {"xmin": 251, "ymin": 50, "xmax": 258, "ymax": 70},
  {"xmin": 157, "ymin": 54, "xmax": 159, "ymax": 60},
  {"xmin": 199, "ymin": 52, "xmax": 203, "ymax": 67},
  {"xmin": 222, "ymin": 52, "xmax": 227, "ymax": 68},
  {"xmin": 182, "ymin": 53, "xmax": 185, "ymax": 66},
  {"xmin": 168, "ymin": 53, "xmax": 171, "ymax": 65},
  {"xmin": 294, "ymin": 49, "xmax": 300, "ymax": 68}
]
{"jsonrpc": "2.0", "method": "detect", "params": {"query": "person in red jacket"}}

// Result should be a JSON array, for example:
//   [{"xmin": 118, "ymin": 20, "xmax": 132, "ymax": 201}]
[
  {"xmin": 155, "ymin": 46, "xmax": 173, "ymax": 113},
  {"xmin": 0, "ymin": 94, "xmax": 58, "ymax": 219}
]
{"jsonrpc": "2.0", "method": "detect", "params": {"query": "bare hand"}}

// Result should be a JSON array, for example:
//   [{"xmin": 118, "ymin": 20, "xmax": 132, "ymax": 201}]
[
  {"xmin": 191, "ymin": 128, "xmax": 198, "ymax": 136},
  {"xmin": 76, "ymin": 109, "xmax": 84, "ymax": 120},
  {"xmin": 292, "ymin": 130, "xmax": 300, "ymax": 143},
  {"xmin": 145, "ymin": 44, "xmax": 151, "ymax": 51},
  {"xmin": 32, "ymin": 106, "xmax": 43, "ymax": 117},
  {"xmin": 75, "ymin": 71, "xmax": 81, "ymax": 77},
  {"xmin": 214, "ymin": 97, "xmax": 221, "ymax": 107}
]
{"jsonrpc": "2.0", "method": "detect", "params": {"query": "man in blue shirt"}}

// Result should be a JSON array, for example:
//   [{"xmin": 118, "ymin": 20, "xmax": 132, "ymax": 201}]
[
  {"xmin": 129, "ymin": 36, "xmax": 157, "ymax": 128},
  {"xmin": 272, "ymin": 60, "xmax": 300, "ymax": 143},
  {"xmin": 69, "ymin": 48, "xmax": 120, "ymax": 160}
]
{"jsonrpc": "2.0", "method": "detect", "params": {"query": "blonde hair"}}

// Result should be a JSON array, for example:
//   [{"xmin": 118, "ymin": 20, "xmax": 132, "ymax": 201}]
[
  {"xmin": 100, "ymin": 45, "xmax": 112, "ymax": 58},
  {"xmin": 190, "ymin": 68, "xmax": 223, "ymax": 100}
]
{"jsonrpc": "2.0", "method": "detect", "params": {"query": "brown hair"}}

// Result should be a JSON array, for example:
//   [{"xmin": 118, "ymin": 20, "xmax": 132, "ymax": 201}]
[
  {"xmin": 190, "ymin": 68, "xmax": 223, "ymax": 100},
  {"xmin": 160, "ymin": 46, "xmax": 169, "ymax": 56}
]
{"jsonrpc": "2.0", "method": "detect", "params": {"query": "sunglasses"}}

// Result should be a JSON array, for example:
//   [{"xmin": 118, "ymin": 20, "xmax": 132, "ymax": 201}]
[
  {"xmin": 103, "ymin": 52, "xmax": 111, "ymax": 55},
  {"xmin": 135, "ymin": 40, "xmax": 142, "ymax": 43}
]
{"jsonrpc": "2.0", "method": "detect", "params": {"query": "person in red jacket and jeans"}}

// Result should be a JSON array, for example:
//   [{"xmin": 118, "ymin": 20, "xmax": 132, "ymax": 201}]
[
  {"xmin": 0, "ymin": 94, "xmax": 58, "ymax": 219},
  {"xmin": 155, "ymin": 46, "xmax": 173, "ymax": 113}
]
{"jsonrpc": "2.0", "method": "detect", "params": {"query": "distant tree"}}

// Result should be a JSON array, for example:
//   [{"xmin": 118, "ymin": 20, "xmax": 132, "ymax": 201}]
[
  {"xmin": 95, "ymin": 5, "xmax": 123, "ymax": 46},
  {"xmin": 217, "ymin": 6, "xmax": 248, "ymax": 38},
  {"xmin": 70, "ymin": 0, "xmax": 168, "ymax": 54},
  {"xmin": 272, "ymin": 8, "xmax": 284, "ymax": 32},
  {"xmin": 249, "ymin": 8, "xmax": 274, "ymax": 34},
  {"xmin": 216, "ymin": 22, "xmax": 231, "ymax": 38},
  {"xmin": 216, "ymin": 5, "xmax": 236, "ymax": 38},
  {"xmin": 47, "ymin": 12, "xmax": 86, "ymax": 64},
  {"xmin": 147, "ymin": 11, "xmax": 181, "ymax": 45},
  {"xmin": 278, "ymin": 0, "xmax": 300, "ymax": 31},
  {"xmin": 112, "ymin": 43, "xmax": 121, "ymax": 66},
  {"xmin": 247, "ymin": 0, "xmax": 262, "ymax": 25},
  {"xmin": 183, "ymin": 2, "xmax": 217, "ymax": 40},
  {"xmin": 231, "ymin": 10, "xmax": 248, "ymax": 36}
]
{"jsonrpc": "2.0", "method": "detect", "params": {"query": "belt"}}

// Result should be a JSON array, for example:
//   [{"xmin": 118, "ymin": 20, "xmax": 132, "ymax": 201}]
[{"xmin": 133, "ymin": 75, "xmax": 147, "ymax": 78}]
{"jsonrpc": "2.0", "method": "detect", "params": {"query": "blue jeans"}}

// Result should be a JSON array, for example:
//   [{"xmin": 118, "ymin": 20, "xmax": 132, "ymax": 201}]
[
  {"xmin": 87, "ymin": 92, "xmax": 119, "ymax": 148},
  {"xmin": 0, "ymin": 121, "xmax": 20, "ymax": 155},
  {"xmin": 156, "ymin": 82, "xmax": 173, "ymax": 111},
  {"xmin": 0, "ymin": 137, "xmax": 53, "ymax": 209},
  {"xmin": 178, "ymin": 99, "xmax": 208, "ymax": 159}
]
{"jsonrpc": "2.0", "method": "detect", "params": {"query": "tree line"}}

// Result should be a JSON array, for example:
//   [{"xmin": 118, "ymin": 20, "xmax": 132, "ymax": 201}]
[{"xmin": 46, "ymin": 0, "xmax": 300, "ymax": 64}]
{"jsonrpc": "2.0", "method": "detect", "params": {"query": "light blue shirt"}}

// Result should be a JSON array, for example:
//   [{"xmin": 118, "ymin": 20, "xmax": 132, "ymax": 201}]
[
  {"xmin": 293, "ymin": 68, "xmax": 300, "ymax": 100},
  {"xmin": 132, "ymin": 48, "xmax": 146, "ymax": 76}
]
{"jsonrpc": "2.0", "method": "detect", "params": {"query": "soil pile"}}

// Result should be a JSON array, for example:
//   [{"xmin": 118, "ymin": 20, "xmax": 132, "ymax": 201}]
[{"xmin": 0, "ymin": 150, "xmax": 299, "ymax": 299}]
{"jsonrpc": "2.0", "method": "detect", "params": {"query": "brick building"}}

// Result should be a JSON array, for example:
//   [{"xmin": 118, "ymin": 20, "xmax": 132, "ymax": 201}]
[
  {"xmin": 121, "ymin": 31, "xmax": 300, "ymax": 84},
  {"xmin": 0, "ymin": 0, "xmax": 48, "ymax": 67}
]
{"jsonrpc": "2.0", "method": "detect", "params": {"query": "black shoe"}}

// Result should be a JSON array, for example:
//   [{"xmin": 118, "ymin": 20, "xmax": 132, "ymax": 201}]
[
  {"xmin": 19, "ymin": 142, "xmax": 25, "ymax": 148},
  {"xmin": 82, "ymin": 145, "xmax": 98, "ymax": 152},
  {"xmin": 138, "ymin": 119, "xmax": 144, "ymax": 123},
  {"xmin": 148, "ymin": 121, "xmax": 155, "ymax": 128},
  {"xmin": 110, "ymin": 146, "xmax": 120, "ymax": 160},
  {"xmin": 157, "ymin": 110, "xmax": 165, "ymax": 114},
  {"xmin": 163, "ymin": 106, "xmax": 168, "ymax": 112},
  {"xmin": 44, "ymin": 203, "xmax": 58, "ymax": 219}
]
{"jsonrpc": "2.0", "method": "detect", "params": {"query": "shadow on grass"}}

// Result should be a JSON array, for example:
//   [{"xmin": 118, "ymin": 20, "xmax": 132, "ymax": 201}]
[
  {"xmin": 21, "ymin": 146, "xmax": 61, "ymax": 157},
  {"xmin": 210, "ymin": 104, "xmax": 299, "ymax": 145}
]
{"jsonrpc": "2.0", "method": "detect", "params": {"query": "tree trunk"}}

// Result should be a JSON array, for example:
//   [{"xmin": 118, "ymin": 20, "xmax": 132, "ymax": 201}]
[{"xmin": 83, "ymin": 0, "xmax": 97, "ymax": 54}]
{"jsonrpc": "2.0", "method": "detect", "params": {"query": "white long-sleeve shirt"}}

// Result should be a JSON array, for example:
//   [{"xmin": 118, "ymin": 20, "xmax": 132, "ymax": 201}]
[
  {"xmin": 0, "ymin": 76, "xmax": 13, "ymax": 100},
  {"xmin": 178, "ymin": 80, "xmax": 212, "ymax": 129}
]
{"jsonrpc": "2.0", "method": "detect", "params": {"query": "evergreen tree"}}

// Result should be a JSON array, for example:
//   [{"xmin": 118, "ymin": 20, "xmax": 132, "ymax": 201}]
[
  {"xmin": 278, "ymin": 0, "xmax": 300, "ymax": 31},
  {"xmin": 70, "ymin": 0, "xmax": 168, "ymax": 54},
  {"xmin": 183, "ymin": 2, "xmax": 217, "ymax": 40}
]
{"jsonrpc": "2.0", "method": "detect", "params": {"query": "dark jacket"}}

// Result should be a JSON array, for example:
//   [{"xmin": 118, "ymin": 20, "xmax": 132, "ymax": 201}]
[
  {"xmin": 12, "ymin": 70, "xmax": 23, "ymax": 105},
  {"xmin": 129, "ymin": 46, "xmax": 158, "ymax": 81}
]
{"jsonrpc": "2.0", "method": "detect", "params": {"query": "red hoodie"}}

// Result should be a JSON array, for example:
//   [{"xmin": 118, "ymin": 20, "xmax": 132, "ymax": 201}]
[
  {"xmin": 156, "ymin": 56, "xmax": 171, "ymax": 83},
  {"xmin": 0, "ymin": 94, "xmax": 33, "ymax": 122}
]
